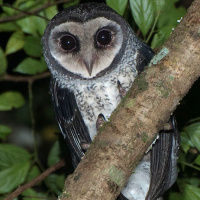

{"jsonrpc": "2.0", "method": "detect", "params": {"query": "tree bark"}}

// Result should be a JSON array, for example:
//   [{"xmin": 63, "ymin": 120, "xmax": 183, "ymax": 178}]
[{"xmin": 59, "ymin": 1, "xmax": 200, "ymax": 199}]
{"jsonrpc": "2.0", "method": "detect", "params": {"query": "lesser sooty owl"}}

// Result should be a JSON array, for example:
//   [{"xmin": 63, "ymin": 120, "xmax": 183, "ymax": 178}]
[{"xmin": 42, "ymin": 3, "xmax": 179, "ymax": 200}]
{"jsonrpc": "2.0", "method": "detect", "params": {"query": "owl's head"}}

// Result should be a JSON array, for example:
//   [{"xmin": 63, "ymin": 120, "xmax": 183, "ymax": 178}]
[{"xmin": 43, "ymin": 3, "xmax": 140, "ymax": 79}]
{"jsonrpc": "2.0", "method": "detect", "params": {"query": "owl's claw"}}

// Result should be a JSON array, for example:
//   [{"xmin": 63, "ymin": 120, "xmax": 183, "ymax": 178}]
[
  {"xmin": 80, "ymin": 141, "xmax": 90, "ymax": 151},
  {"xmin": 96, "ymin": 113, "xmax": 106, "ymax": 131}
]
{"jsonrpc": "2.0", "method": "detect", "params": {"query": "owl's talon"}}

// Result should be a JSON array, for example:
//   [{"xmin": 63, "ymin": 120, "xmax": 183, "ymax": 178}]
[
  {"xmin": 96, "ymin": 114, "xmax": 106, "ymax": 131},
  {"xmin": 80, "ymin": 141, "xmax": 90, "ymax": 151}
]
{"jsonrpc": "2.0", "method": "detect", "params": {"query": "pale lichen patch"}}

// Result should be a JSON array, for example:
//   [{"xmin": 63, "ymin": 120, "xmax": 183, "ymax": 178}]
[
  {"xmin": 155, "ymin": 80, "xmax": 172, "ymax": 99},
  {"xmin": 135, "ymin": 75, "xmax": 149, "ymax": 91},
  {"xmin": 141, "ymin": 132, "xmax": 148, "ymax": 143},
  {"xmin": 105, "ymin": 166, "xmax": 126, "ymax": 187},
  {"xmin": 149, "ymin": 47, "xmax": 169, "ymax": 66},
  {"xmin": 124, "ymin": 99, "xmax": 135, "ymax": 109}
]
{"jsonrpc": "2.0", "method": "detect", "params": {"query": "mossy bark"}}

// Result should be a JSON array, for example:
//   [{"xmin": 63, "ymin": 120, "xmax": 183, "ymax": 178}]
[{"xmin": 59, "ymin": 1, "xmax": 200, "ymax": 199}]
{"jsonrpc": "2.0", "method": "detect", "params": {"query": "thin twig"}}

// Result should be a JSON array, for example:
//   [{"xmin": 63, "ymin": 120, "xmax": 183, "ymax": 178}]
[
  {"xmin": 179, "ymin": 161, "xmax": 200, "ymax": 171},
  {"xmin": 0, "ymin": 0, "xmax": 72, "ymax": 23},
  {"xmin": 4, "ymin": 159, "xmax": 66, "ymax": 200},
  {"xmin": 0, "ymin": 3, "xmax": 48, "ymax": 21},
  {"xmin": 28, "ymin": 80, "xmax": 38, "ymax": 162},
  {"xmin": 0, "ymin": 71, "xmax": 51, "ymax": 82},
  {"xmin": 146, "ymin": 10, "xmax": 161, "ymax": 43}
]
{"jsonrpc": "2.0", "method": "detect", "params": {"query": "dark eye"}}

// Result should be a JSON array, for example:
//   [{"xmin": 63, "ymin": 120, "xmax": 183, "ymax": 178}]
[
  {"xmin": 60, "ymin": 34, "xmax": 77, "ymax": 52},
  {"xmin": 96, "ymin": 30, "xmax": 112, "ymax": 47}
]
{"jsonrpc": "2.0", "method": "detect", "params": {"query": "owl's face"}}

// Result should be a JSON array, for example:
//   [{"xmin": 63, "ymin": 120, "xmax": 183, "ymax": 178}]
[
  {"xmin": 48, "ymin": 17, "xmax": 123, "ymax": 78},
  {"xmin": 43, "ymin": 3, "xmax": 137, "ymax": 80}
]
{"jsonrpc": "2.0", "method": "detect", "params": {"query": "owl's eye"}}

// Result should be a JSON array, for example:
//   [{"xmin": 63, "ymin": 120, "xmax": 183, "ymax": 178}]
[
  {"xmin": 96, "ymin": 30, "xmax": 112, "ymax": 47},
  {"xmin": 60, "ymin": 34, "xmax": 77, "ymax": 52}
]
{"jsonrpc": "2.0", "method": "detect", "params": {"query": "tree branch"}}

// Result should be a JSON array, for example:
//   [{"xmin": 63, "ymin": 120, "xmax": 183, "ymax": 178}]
[
  {"xmin": 58, "ymin": 1, "xmax": 200, "ymax": 199},
  {"xmin": 0, "ymin": 0, "xmax": 72, "ymax": 23},
  {"xmin": 4, "ymin": 160, "xmax": 65, "ymax": 200},
  {"xmin": 0, "ymin": 3, "xmax": 48, "ymax": 21},
  {"xmin": 0, "ymin": 71, "xmax": 50, "ymax": 83}
]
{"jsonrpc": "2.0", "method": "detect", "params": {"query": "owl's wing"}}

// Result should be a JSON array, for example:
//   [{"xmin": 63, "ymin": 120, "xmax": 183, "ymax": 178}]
[
  {"xmin": 145, "ymin": 116, "xmax": 180, "ymax": 200},
  {"xmin": 117, "ymin": 116, "xmax": 179, "ymax": 200},
  {"xmin": 136, "ymin": 43, "xmax": 154, "ymax": 72},
  {"xmin": 50, "ymin": 77, "xmax": 92, "ymax": 168}
]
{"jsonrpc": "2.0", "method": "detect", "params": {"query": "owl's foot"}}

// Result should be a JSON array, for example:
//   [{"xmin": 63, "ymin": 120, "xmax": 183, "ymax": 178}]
[
  {"xmin": 96, "ymin": 114, "xmax": 106, "ymax": 131},
  {"xmin": 80, "ymin": 141, "xmax": 90, "ymax": 151},
  {"xmin": 118, "ymin": 81, "xmax": 126, "ymax": 98}
]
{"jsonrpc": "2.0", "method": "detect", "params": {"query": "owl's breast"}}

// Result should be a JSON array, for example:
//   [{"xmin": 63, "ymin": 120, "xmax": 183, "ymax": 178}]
[
  {"xmin": 73, "ymin": 78, "xmax": 121, "ymax": 140},
  {"xmin": 64, "ymin": 63, "xmax": 137, "ymax": 140}
]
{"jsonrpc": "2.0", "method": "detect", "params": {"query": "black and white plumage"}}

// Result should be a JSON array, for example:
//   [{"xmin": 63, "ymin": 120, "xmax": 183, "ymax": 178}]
[
  {"xmin": 119, "ymin": 116, "xmax": 179, "ymax": 200},
  {"xmin": 42, "ymin": 3, "xmax": 179, "ymax": 200}
]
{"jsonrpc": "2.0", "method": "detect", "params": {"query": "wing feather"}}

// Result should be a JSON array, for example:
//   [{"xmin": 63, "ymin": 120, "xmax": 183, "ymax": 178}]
[
  {"xmin": 146, "ymin": 116, "xmax": 180, "ymax": 200},
  {"xmin": 136, "ymin": 43, "xmax": 154, "ymax": 72},
  {"xmin": 50, "ymin": 77, "xmax": 92, "ymax": 167}
]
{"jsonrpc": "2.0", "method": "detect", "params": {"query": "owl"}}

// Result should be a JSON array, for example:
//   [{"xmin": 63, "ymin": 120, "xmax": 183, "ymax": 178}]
[{"xmin": 42, "ymin": 3, "xmax": 179, "ymax": 200}]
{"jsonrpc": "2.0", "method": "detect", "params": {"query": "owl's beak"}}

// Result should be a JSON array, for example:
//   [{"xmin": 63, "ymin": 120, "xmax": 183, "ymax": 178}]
[{"xmin": 83, "ymin": 59, "xmax": 93, "ymax": 76}]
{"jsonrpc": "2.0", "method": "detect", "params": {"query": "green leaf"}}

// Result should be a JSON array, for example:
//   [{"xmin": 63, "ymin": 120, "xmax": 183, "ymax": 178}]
[
  {"xmin": 14, "ymin": 57, "xmax": 47, "ymax": 75},
  {"xmin": 0, "ymin": 21, "xmax": 18, "ymax": 32},
  {"xmin": 106, "ymin": 0, "xmax": 128, "ymax": 16},
  {"xmin": 63, "ymin": 0, "xmax": 80, "ymax": 8},
  {"xmin": 16, "ymin": 16, "xmax": 47, "ymax": 36},
  {"xmin": 151, "ymin": 26, "xmax": 173, "ymax": 48},
  {"xmin": 14, "ymin": 0, "xmax": 36, "ymax": 10},
  {"xmin": 33, "ymin": 14, "xmax": 48, "ymax": 36},
  {"xmin": 24, "ymin": 36, "xmax": 42, "ymax": 57},
  {"xmin": 0, "ymin": 91, "xmax": 25, "ymax": 111},
  {"xmin": 44, "ymin": 5, "xmax": 58, "ymax": 20},
  {"xmin": 46, "ymin": 174, "xmax": 65, "ymax": 195},
  {"xmin": 0, "ymin": 125, "xmax": 12, "ymax": 140},
  {"xmin": 0, "ymin": 14, "xmax": 19, "ymax": 32},
  {"xmin": 0, "ymin": 144, "xmax": 30, "ymax": 170},
  {"xmin": 183, "ymin": 184, "xmax": 200, "ymax": 200},
  {"xmin": 153, "ymin": 0, "xmax": 165, "ymax": 14},
  {"xmin": 194, "ymin": 155, "xmax": 200, "ymax": 166},
  {"xmin": 2, "ymin": 5, "xmax": 15, "ymax": 15},
  {"xmin": 55, "ymin": 174, "xmax": 65, "ymax": 190},
  {"xmin": 182, "ymin": 121, "xmax": 200, "ymax": 152},
  {"xmin": 22, "ymin": 188, "xmax": 38, "ymax": 200},
  {"xmin": 168, "ymin": 192, "xmax": 182, "ymax": 200},
  {"xmin": 151, "ymin": 31, "xmax": 164, "ymax": 49},
  {"xmin": 0, "ymin": 161, "xmax": 30, "ymax": 194},
  {"xmin": 178, "ymin": 151, "xmax": 186, "ymax": 171},
  {"xmin": 5, "ymin": 31, "xmax": 25, "ymax": 55},
  {"xmin": 47, "ymin": 140, "xmax": 61, "ymax": 167},
  {"xmin": 180, "ymin": 131, "xmax": 192, "ymax": 153},
  {"xmin": 22, "ymin": 188, "xmax": 47, "ymax": 200},
  {"xmin": 26, "ymin": 165, "xmax": 41, "ymax": 183},
  {"xmin": 129, "ymin": 0, "xmax": 155, "ymax": 37},
  {"xmin": 157, "ymin": 2, "xmax": 186, "ymax": 29},
  {"xmin": 0, "ymin": 47, "xmax": 7, "ymax": 75},
  {"xmin": 185, "ymin": 178, "xmax": 200, "ymax": 187}
]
